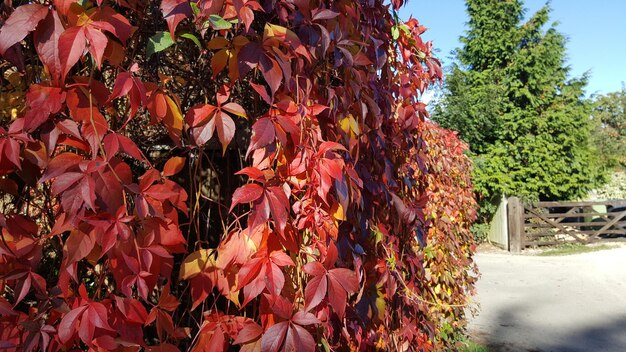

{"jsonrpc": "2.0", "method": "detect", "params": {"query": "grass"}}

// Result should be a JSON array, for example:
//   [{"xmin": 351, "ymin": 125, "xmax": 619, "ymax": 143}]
[
  {"xmin": 536, "ymin": 243, "xmax": 619, "ymax": 256},
  {"xmin": 458, "ymin": 339, "xmax": 490, "ymax": 352}
]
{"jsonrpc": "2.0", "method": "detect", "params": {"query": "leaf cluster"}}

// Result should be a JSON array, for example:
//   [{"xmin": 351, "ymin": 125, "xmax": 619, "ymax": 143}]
[{"xmin": 0, "ymin": 0, "xmax": 476, "ymax": 351}]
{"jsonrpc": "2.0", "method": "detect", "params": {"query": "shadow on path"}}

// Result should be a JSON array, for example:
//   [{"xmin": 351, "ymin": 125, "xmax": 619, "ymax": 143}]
[
  {"xmin": 468, "ymin": 248, "xmax": 626, "ymax": 352},
  {"xmin": 471, "ymin": 292, "xmax": 626, "ymax": 352}
]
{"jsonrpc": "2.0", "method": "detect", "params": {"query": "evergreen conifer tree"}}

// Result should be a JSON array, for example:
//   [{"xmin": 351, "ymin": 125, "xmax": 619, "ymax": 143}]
[{"xmin": 434, "ymin": 0, "xmax": 601, "ymax": 220}]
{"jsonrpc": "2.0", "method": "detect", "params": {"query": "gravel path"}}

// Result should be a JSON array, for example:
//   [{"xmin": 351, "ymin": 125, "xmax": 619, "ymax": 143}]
[{"xmin": 467, "ymin": 244, "xmax": 626, "ymax": 352}]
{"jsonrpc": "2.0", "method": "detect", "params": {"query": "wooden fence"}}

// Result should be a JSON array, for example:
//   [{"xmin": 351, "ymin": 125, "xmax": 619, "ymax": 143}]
[
  {"xmin": 508, "ymin": 197, "xmax": 626, "ymax": 252},
  {"xmin": 487, "ymin": 196, "xmax": 508, "ymax": 249}
]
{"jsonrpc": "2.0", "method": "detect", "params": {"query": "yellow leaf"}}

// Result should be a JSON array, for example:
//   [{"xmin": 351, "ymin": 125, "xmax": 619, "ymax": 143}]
[
  {"xmin": 348, "ymin": 115, "xmax": 360, "ymax": 135},
  {"xmin": 375, "ymin": 285, "xmax": 386, "ymax": 321},
  {"xmin": 263, "ymin": 23, "xmax": 287, "ymax": 39},
  {"xmin": 179, "ymin": 249, "xmax": 216, "ymax": 280},
  {"xmin": 339, "ymin": 114, "xmax": 359, "ymax": 138},
  {"xmin": 339, "ymin": 116, "xmax": 350, "ymax": 134},
  {"xmin": 331, "ymin": 202, "xmax": 346, "ymax": 221},
  {"xmin": 76, "ymin": 12, "xmax": 93, "ymax": 27},
  {"xmin": 163, "ymin": 95, "xmax": 183, "ymax": 145},
  {"xmin": 218, "ymin": 267, "xmax": 241, "ymax": 307}
]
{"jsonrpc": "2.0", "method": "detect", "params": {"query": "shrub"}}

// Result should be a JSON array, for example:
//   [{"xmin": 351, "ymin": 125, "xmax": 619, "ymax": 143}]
[
  {"xmin": 419, "ymin": 121, "xmax": 478, "ymax": 348},
  {"xmin": 0, "ymin": 1, "xmax": 476, "ymax": 351}
]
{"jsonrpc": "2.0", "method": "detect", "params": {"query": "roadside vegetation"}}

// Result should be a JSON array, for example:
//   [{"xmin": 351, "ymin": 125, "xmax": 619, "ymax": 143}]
[
  {"xmin": 458, "ymin": 338, "xmax": 491, "ymax": 352},
  {"xmin": 536, "ymin": 243, "xmax": 620, "ymax": 256}
]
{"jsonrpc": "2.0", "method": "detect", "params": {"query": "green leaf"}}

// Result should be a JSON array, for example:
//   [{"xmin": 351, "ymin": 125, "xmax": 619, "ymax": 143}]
[
  {"xmin": 180, "ymin": 33, "xmax": 202, "ymax": 50},
  {"xmin": 147, "ymin": 31, "xmax": 175, "ymax": 58},
  {"xmin": 208, "ymin": 15, "xmax": 232, "ymax": 30},
  {"xmin": 320, "ymin": 338, "xmax": 331, "ymax": 352},
  {"xmin": 371, "ymin": 226, "xmax": 383, "ymax": 245},
  {"xmin": 391, "ymin": 26, "xmax": 400, "ymax": 41},
  {"xmin": 190, "ymin": 1, "xmax": 200, "ymax": 16}
]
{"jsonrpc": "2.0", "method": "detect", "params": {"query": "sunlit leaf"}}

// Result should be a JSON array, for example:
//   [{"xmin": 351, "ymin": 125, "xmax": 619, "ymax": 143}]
[{"xmin": 147, "ymin": 31, "xmax": 175, "ymax": 58}]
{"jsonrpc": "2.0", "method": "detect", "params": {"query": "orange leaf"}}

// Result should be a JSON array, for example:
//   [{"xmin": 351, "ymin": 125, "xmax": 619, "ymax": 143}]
[
  {"xmin": 163, "ymin": 156, "xmax": 186, "ymax": 177},
  {"xmin": 163, "ymin": 94, "xmax": 183, "ymax": 145},
  {"xmin": 211, "ymin": 49, "xmax": 230, "ymax": 78}
]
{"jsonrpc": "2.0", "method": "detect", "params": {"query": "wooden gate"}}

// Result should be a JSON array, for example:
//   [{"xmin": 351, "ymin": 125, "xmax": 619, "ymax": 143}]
[{"xmin": 507, "ymin": 197, "xmax": 626, "ymax": 252}]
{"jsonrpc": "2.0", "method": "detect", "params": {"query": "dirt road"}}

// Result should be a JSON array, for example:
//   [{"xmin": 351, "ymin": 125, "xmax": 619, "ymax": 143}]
[{"xmin": 467, "ymin": 245, "xmax": 626, "ymax": 352}]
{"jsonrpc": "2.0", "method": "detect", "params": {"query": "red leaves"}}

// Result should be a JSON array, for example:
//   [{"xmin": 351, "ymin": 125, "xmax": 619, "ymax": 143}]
[
  {"xmin": 88, "ymin": 207, "xmax": 134, "ymax": 256},
  {"xmin": 303, "ymin": 244, "xmax": 359, "ymax": 318},
  {"xmin": 230, "ymin": 179, "xmax": 291, "ymax": 234},
  {"xmin": 56, "ymin": 7, "xmax": 132, "ymax": 81},
  {"xmin": 160, "ymin": 0, "xmax": 192, "ymax": 37},
  {"xmin": 237, "ymin": 248, "xmax": 294, "ymax": 306},
  {"xmin": 0, "ymin": 4, "xmax": 48, "ymax": 56},
  {"xmin": 191, "ymin": 313, "xmax": 262, "ymax": 352},
  {"xmin": 0, "ymin": 1, "xmax": 474, "ymax": 351},
  {"xmin": 109, "ymin": 70, "xmax": 147, "ymax": 118},
  {"xmin": 238, "ymin": 42, "xmax": 283, "ymax": 96},
  {"xmin": 94, "ymin": 7, "xmax": 135, "ymax": 44},
  {"xmin": 133, "ymin": 168, "xmax": 189, "ymax": 219},
  {"xmin": 186, "ymin": 104, "xmax": 234, "ymax": 152},
  {"xmin": 58, "ymin": 27, "xmax": 86, "ymax": 81},
  {"xmin": 58, "ymin": 287, "xmax": 115, "ymax": 346},
  {"xmin": 33, "ymin": 11, "xmax": 64, "ymax": 85},
  {"xmin": 23, "ymin": 84, "xmax": 66, "ymax": 131},
  {"xmin": 259, "ymin": 55, "xmax": 283, "ymax": 96},
  {"xmin": 185, "ymin": 86, "xmax": 247, "ymax": 153},
  {"xmin": 103, "ymin": 132, "xmax": 147, "ymax": 162},
  {"xmin": 146, "ymin": 285, "xmax": 181, "ymax": 341},
  {"xmin": 231, "ymin": 184, "xmax": 264, "ymax": 210},
  {"xmin": 114, "ymin": 296, "xmax": 148, "ymax": 325},
  {"xmin": 248, "ymin": 116, "xmax": 276, "ymax": 152},
  {"xmin": 246, "ymin": 104, "xmax": 300, "ymax": 156},
  {"xmin": 261, "ymin": 311, "xmax": 319, "ymax": 352},
  {"xmin": 63, "ymin": 228, "xmax": 96, "ymax": 265},
  {"xmin": 7, "ymin": 270, "xmax": 46, "ymax": 306},
  {"xmin": 0, "ymin": 133, "xmax": 22, "ymax": 174},
  {"xmin": 146, "ymin": 89, "xmax": 183, "ymax": 145},
  {"xmin": 59, "ymin": 24, "xmax": 108, "ymax": 81},
  {"xmin": 185, "ymin": 104, "xmax": 216, "ymax": 143},
  {"xmin": 237, "ymin": 21, "xmax": 311, "ymax": 97},
  {"xmin": 50, "ymin": 160, "xmax": 100, "ymax": 215}
]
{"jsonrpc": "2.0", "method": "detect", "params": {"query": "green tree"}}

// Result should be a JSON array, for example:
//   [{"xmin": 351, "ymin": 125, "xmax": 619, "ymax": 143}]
[
  {"xmin": 590, "ymin": 86, "xmax": 626, "ymax": 171},
  {"xmin": 433, "ymin": 0, "xmax": 601, "ymax": 220}
]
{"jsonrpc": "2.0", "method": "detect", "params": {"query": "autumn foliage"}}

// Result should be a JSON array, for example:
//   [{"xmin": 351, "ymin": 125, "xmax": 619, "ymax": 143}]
[
  {"xmin": 419, "ymin": 121, "xmax": 478, "ymax": 347},
  {"xmin": 0, "ymin": 0, "xmax": 476, "ymax": 351}
]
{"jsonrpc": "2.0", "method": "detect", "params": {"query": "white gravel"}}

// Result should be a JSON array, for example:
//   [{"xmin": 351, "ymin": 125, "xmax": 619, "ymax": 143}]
[{"xmin": 467, "ymin": 244, "xmax": 626, "ymax": 352}]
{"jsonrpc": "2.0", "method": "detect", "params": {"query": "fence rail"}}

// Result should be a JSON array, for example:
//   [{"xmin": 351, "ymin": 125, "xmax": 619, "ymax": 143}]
[{"xmin": 507, "ymin": 197, "xmax": 626, "ymax": 252}]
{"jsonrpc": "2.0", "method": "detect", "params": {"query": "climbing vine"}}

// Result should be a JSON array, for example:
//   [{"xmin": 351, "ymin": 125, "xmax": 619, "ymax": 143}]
[{"xmin": 0, "ymin": 0, "xmax": 476, "ymax": 351}]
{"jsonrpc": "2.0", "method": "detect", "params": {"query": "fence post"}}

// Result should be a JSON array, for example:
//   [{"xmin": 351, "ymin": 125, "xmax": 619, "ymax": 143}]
[{"xmin": 508, "ymin": 197, "xmax": 524, "ymax": 253}]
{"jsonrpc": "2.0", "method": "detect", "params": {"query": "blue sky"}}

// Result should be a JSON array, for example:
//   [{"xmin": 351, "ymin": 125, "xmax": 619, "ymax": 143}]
[{"xmin": 399, "ymin": 1, "xmax": 626, "ymax": 97}]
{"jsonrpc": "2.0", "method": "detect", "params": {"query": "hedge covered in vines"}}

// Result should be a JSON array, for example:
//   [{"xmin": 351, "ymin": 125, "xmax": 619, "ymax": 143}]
[{"xmin": 0, "ymin": 0, "xmax": 477, "ymax": 351}]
